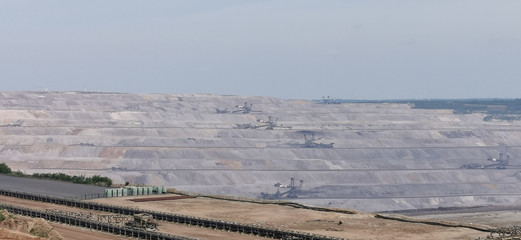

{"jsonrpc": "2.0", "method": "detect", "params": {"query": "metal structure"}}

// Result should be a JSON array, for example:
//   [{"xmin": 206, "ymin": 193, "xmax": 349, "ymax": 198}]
[
  {"xmin": 1, "ymin": 204, "xmax": 193, "ymax": 240},
  {"xmin": 461, "ymin": 153, "xmax": 510, "ymax": 169},
  {"xmin": 1, "ymin": 120, "xmax": 24, "ymax": 127},
  {"xmin": 105, "ymin": 186, "xmax": 167, "ymax": 198},
  {"xmin": 320, "ymin": 96, "xmax": 341, "ymax": 104},
  {"xmin": 265, "ymin": 116, "xmax": 279, "ymax": 130},
  {"xmin": 215, "ymin": 108, "xmax": 229, "ymax": 114},
  {"xmin": 301, "ymin": 134, "xmax": 334, "ymax": 148},
  {"xmin": 234, "ymin": 116, "xmax": 291, "ymax": 130},
  {"xmin": 126, "ymin": 213, "xmax": 158, "ymax": 231},
  {"xmin": 98, "ymin": 214, "xmax": 133, "ymax": 225},
  {"xmin": 260, "ymin": 178, "xmax": 304, "ymax": 199},
  {"xmin": 233, "ymin": 102, "xmax": 253, "ymax": 113},
  {"xmin": 258, "ymin": 116, "xmax": 290, "ymax": 130},
  {"xmin": 0, "ymin": 188, "xmax": 342, "ymax": 240},
  {"xmin": 216, "ymin": 102, "xmax": 261, "ymax": 114}
]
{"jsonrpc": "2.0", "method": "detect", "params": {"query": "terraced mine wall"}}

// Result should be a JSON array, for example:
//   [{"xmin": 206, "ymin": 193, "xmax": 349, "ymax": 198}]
[{"xmin": 2, "ymin": 91, "xmax": 521, "ymax": 212}]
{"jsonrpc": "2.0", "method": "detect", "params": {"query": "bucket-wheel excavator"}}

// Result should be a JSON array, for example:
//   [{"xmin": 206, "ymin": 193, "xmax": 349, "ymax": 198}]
[{"xmin": 260, "ymin": 178, "xmax": 304, "ymax": 199}]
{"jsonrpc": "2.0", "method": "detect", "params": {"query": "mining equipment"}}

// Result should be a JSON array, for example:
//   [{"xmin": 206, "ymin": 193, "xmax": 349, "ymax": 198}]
[
  {"xmin": 215, "ymin": 108, "xmax": 230, "ymax": 114},
  {"xmin": 2, "ymin": 120, "xmax": 24, "ymax": 127},
  {"xmin": 216, "ymin": 102, "xmax": 261, "ymax": 114},
  {"xmin": 301, "ymin": 134, "xmax": 334, "ymax": 148},
  {"xmin": 461, "ymin": 153, "xmax": 510, "ymax": 169},
  {"xmin": 233, "ymin": 102, "xmax": 253, "ymax": 113},
  {"xmin": 234, "ymin": 116, "xmax": 291, "ymax": 130},
  {"xmin": 234, "ymin": 123, "xmax": 258, "ymax": 129},
  {"xmin": 258, "ymin": 116, "xmax": 291, "ymax": 130},
  {"xmin": 125, "ymin": 213, "xmax": 158, "ymax": 231},
  {"xmin": 320, "ymin": 96, "xmax": 341, "ymax": 104},
  {"xmin": 260, "ymin": 178, "xmax": 304, "ymax": 199}
]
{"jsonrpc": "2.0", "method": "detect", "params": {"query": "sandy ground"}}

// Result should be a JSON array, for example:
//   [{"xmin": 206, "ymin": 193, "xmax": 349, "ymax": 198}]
[
  {"xmin": 47, "ymin": 222, "xmax": 129, "ymax": 240},
  {"xmin": 404, "ymin": 207, "xmax": 521, "ymax": 228},
  {"xmin": 1, "ymin": 194, "xmax": 507, "ymax": 240},
  {"xmin": 0, "ymin": 219, "xmax": 130, "ymax": 240},
  {"xmin": 91, "ymin": 195, "xmax": 493, "ymax": 240},
  {"xmin": 0, "ymin": 195, "xmax": 268, "ymax": 240},
  {"xmin": 0, "ymin": 228, "xmax": 43, "ymax": 240}
]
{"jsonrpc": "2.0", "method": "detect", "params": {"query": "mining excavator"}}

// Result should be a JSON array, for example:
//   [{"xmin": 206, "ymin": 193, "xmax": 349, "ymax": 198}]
[
  {"xmin": 461, "ymin": 153, "xmax": 510, "ymax": 169},
  {"xmin": 260, "ymin": 178, "xmax": 304, "ymax": 199},
  {"xmin": 1, "ymin": 120, "xmax": 24, "ymax": 127},
  {"xmin": 320, "ymin": 96, "xmax": 341, "ymax": 104},
  {"xmin": 258, "ymin": 116, "xmax": 291, "ymax": 130},
  {"xmin": 216, "ymin": 102, "xmax": 262, "ymax": 114},
  {"xmin": 125, "ymin": 213, "xmax": 158, "ymax": 231},
  {"xmin": 301, "ymin": 134, "xmax": 334, "ymax": 148},
  {"xmin": 232, "ymin": 102, "xmax": 254, "ymax": 114},
  {"xmin": 234, "ymin": 116, "xmax": 291, "ymax": 130}
]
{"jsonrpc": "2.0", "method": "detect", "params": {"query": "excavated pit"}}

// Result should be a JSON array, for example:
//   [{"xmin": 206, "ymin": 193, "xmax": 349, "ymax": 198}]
[{"xmin": 1, "ymin": 91, "xmax": 521, "ymax": 212}]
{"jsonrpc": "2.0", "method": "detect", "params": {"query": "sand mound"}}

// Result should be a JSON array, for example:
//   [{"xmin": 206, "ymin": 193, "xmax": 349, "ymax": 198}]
[{"xmin": 0, "ymin": 210, "xmax": 64, "ymax": 240}]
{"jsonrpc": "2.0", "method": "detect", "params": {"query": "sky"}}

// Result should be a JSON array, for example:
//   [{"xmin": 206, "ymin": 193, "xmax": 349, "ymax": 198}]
[{"xmin": 1, "ymin": 0, "xmax": 521, "ymax": 100}]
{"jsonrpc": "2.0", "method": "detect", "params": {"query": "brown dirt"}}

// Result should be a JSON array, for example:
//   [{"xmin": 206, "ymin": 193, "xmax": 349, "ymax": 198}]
[
  {"xmin": 411, "ymin": 209, "xmax": 521, "ymax": 228},
  {"xmin": 0, "ymin": 196, "xmax": 266, "ymax": 240},
  {"xmin": 46, "ymin": 222, "xmax": 130, "ymax": 240},
  {"xmin": 0, "ymin": 228, "xmax": 43, "ymax": 240},
  {"xmin": 91, "ymin": 194, "xmax": 491, "ymax": 240},
  {"xmin": 0, "ymin": 194, "xmax": 496, "ymax": 240},
  {"xmin": 0, "ymin": 210, "xmax": 64, "ymax": 240}
]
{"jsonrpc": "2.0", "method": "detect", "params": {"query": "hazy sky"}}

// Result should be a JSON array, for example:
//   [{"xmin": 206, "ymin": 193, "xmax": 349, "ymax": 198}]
[{"xmin": 1, "ymin": 1, "xmax": 520, "ymax": 100}]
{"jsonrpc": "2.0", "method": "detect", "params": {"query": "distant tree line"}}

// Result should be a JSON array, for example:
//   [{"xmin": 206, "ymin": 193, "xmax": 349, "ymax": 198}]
[
  {"xmin": 405, "ymin": 99, "xmax": 521, "ymax": 113},
  {"xmin": 332, "ymin": 98, "xmax": 521, "ymax": 113},
  {"xmin": 31, "ymin": 173, "xmax": 112, "ymax": 187},
  {"xmin": 410, "ymin": 99, "xmax": 521, "ymax": 121},
  {"xmin": 317, "ymin": 98, "xmax": 521, "ymax": 121},
  {"xmin": 0, "ymin": 162, "xmax": 112, "ymax": 187}
]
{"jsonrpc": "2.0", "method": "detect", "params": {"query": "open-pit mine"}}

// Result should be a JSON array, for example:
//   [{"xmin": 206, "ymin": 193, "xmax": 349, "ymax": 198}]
[{"xmin": 1, "ymin": 91, "xmax": 521, "ymax": 214}]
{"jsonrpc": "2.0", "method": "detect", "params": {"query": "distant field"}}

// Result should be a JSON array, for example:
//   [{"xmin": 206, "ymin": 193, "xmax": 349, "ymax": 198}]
[{"xmin": 0, "ymin": 175, "xmax": 106, "ymax": 199}]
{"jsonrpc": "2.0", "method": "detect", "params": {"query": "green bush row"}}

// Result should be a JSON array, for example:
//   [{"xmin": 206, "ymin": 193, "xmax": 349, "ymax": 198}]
[
  {"xmin": 31, "ymin": 173, "xmax": 112, "ymax": 187},
  {"xmin": 1, "ymin": 163, "xmax": 112, "ymax": 187}
]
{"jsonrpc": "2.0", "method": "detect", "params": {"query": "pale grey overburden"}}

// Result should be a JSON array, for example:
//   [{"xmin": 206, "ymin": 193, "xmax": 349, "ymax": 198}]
[{"xmin": 1, "ymin": 91, "xmax": 521, "ymax": 212}]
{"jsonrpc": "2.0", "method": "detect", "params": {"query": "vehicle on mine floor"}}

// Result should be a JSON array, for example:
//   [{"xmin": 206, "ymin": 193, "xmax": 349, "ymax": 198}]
[
  {"xmin": 125, "ymin": 213, "xmax": 158, "ymax": 231},
  {"xmin": 234, "ymin": 116, "xmax": 291, "ymax": 130},
  {"xmin": 301, "ymin": 134, "xmax": 334, "ymax": 148},
  {"xmin": 260, "ymin": 177, "xmax": 304, "ymax": 199},
  {"xmin": 460, "ymin": 153, "xmax": 510, "ymax": 169}
]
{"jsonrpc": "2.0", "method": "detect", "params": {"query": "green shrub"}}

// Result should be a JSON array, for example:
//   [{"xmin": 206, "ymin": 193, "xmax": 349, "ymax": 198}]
[
  {"xmin": 0, "ymin": 162, "xmax": 112, "ymax": 187},
  {"xmin": 11, "ymin": 170, "xmax": 25, "ymax": 177},
  {"xmin": 0, "ymin": 163, "xmax": 12, "ymax": 174},
  {"xmin": 31, "ymin": 173, "xmax": 112, "ymax": 187}
]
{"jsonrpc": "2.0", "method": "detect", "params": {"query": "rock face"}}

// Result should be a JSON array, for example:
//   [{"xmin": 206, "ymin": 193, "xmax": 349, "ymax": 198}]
[{"xmin": 1, "ymin": 91, "xmax": 521, "ymax": 212}]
